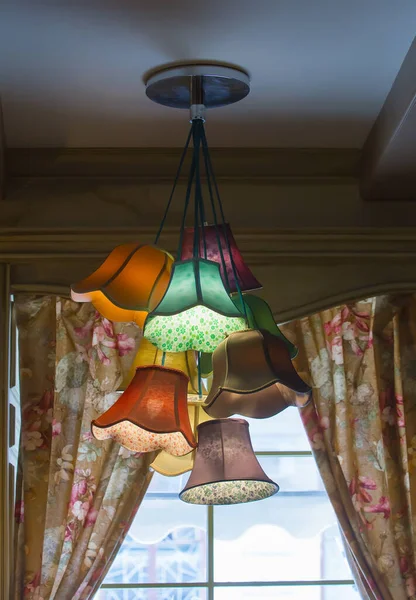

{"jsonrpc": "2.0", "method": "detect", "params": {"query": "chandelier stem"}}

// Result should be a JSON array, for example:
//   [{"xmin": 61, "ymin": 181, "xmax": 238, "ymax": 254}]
[
  {"xmin": 177, "ymin": 127, "xmax": 197, "ymax": 260},
  {"xmin": 190, "ymin": 76, "xmax": 205, "ymax": 122}
]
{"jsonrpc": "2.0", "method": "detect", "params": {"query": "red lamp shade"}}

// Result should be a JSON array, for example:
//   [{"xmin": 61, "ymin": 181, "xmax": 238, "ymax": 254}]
[
  {"xmin": 180, "ymin": 224, "xmax": 261, "ymax": 293},
  {"xmin": 91, "ymin": 365, "xmax": 196, "ymax": 456}
]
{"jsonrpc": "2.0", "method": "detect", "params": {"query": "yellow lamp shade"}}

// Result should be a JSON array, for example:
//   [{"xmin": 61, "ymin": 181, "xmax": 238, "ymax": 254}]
[
  {"xmin": 150, "ymin": 403, "xmax": 213, "ymax": 476},
  {"xmin": 71, "ymin": 244, "xmax": 173, "ymax": 327},
  {"xmin": 120, "ymin": 337, "xmax": 204, "ymax": 395}
]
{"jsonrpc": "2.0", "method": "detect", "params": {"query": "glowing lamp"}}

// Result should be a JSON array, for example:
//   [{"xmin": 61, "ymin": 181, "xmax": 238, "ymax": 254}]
[
  {"xmin": 71, "ymin": 244, "xmax": 173, "ymax": 328},
  {"xmin": 180, "ymin": 418, "xmax": 278, "ymax": 505},
  {"xmin": 120, "ymin": 337, "xmax": 203, "ymax": 395},
  {"xmin": 92, "ymin": 365, "xmax": 196, "ymax": 456},
  {"xmin": 144, "ymin": 258, "xmax": 247, "ymax": 353},
  {"xmin": 150, "ymin": 403, "xmax": 213, "ymax": 477}
]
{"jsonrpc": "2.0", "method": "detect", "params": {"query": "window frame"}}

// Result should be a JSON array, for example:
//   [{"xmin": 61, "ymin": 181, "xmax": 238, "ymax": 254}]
[{"xmin": 100, "ymin": 447, "xmax": 356, "ymax": 599}]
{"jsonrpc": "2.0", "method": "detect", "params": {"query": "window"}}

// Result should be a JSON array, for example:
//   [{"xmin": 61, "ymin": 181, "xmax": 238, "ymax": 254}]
[{"xmin": 99, "ymin": 410, "xmax": 359, "ymax": 600}]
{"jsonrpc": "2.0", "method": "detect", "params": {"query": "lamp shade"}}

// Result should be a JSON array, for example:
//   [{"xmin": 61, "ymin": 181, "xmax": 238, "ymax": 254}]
[
  {"xmin": 92, "ymin": 365, "xmax": 196, "ymax": 456},
  {"xmin": 203, "ymin": 329, "xmax": 312, "ymax": 419},
  {"xmin": 199, "ymin": 293, "xmax": 298, "ymax": 377},
  {"xmin": 180, "ymin": 224, "xmax": 262, "ymax": 293},
  {"xmin": 150, "ymin": 403, "xmax": 213, "ymax": 477},
  {"xmin": 120, "ymin": 337, "xmax": 202, "ymax": 395},
  {"xmin": 71, "ymin": 244, "xmax": 173, "ymax": 328},
  {"xmin": 180, "ymin": 418, "xmax": 278, "ymax": 505},
  {"xmin": 144, "ymin": 258, "xmax": 247, "ymax": 353}
]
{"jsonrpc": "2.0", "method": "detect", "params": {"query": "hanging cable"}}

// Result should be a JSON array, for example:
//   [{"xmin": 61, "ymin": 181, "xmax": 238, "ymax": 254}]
[
  {"xmin": 201, "ymin": 126, "xmax": 248, "ymax": 322},
  {"xmin": 200, "ymin": 125, "xmax": 231, "ymax": 290},
  {"xmin": 154, "ymin": 125, "xmax": 193, "ymax": 245},
  {"xmin": 177, "ymin": 123, "xmax": 197, "ymax": 260}
]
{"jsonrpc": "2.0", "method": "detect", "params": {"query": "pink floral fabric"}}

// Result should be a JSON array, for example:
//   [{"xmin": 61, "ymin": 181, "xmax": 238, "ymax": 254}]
[
  {"xmin": 14, "ymin": 296, "xmax": 154, "ymax": 600},
  {"xmin": 282, "ymin": 296, "xmax": 416, "ymax": 600}
]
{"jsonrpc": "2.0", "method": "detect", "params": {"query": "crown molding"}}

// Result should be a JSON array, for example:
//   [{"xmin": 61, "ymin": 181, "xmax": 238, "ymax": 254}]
[
  {"xmin": 5, "ymin": 147, "xmax": 360, "ymax": 183},
  {"xmin": 1, "ymin": 227, "xmax": 416, "ymax": 263}
]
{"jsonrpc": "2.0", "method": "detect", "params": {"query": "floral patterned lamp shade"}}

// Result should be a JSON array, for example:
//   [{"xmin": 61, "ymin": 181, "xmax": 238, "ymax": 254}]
[
  {"xmin": 180, "ymin": 224, "xmax": 262, "ymax": 293},
  {"xmin": 71, "ymin": 244, "xmax": 173, "ymax": 328},
  {"xmin": 120, "ymin": 336, "xmax": 203, "ymax": 395},
  {"xmin": 150, "ymin": 403, "xmax": 213, "ymax": 476},
  {"xmin": 203, "ymin": 329, "xmax": 312, "ymax": 419},
  {"xmin": 144, "ymin": 258, "xmax": 247, "ymax": 353},
  {"xmin": 180, "ymin": 418, "xmax": 279, "ymax": 505},
  {"xmin": 92, "ymin": 365, "xmax": 196, "ymax": 456}
]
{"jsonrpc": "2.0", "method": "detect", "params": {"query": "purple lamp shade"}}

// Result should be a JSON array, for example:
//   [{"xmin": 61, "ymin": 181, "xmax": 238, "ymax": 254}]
[
  {"xmin": 180, "ymin": 224, "xmax": 262, "ymax": 293},
  {"xmin": 179, "ymin": 418, "xmax": 278, "ymax": 505}
]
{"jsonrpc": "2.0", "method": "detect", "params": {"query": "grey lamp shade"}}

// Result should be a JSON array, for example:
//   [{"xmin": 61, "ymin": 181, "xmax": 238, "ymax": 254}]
[
  {"xmin": 179, "ymin": 418, "xmax": 279, "ymax": 505},
  {"xmin": 203, "ymin": 329, "xmax": 312, "ymax": 419}
]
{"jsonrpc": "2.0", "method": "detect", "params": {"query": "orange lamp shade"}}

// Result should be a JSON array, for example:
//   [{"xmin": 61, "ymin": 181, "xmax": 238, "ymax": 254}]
[
  {"xmin": 92, "ymin": 365, "xmax": 196, "ymax": 456},
  {"xmin": 120, "ymin": 337, "xmax": 203, "ymax": 396},
  {"xmin": 203, "ymin": 329, "xmax": 312, "ymax": 419},
  {"xmin": 71, "ymin": 244, "xmax": 173, "ymax": 328}
]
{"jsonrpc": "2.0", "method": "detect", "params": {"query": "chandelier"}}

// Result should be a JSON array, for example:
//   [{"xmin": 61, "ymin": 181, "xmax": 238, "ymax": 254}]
[{"xmin": 71, "ymin": 62, "xmax": 312, "ymax": 505}]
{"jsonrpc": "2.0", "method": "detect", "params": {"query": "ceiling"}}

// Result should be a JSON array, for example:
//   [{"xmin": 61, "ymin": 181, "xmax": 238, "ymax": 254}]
[{"xmin": 1, "ymin": 0, "xmax": 415, "ymax": 148}]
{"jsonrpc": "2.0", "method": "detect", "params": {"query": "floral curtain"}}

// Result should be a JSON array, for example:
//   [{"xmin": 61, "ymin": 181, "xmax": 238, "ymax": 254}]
[
  {"xmin": 281, "ymin": 295, "xmax": 416, "ymax": 600},
  {"xmin": 14, "ymin": 296, "xmax": 154, "ymax": 600}
]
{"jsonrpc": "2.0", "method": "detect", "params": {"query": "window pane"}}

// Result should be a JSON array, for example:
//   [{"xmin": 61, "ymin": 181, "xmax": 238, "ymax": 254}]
[
  {"xmin": 104, "ymin": 472, "xmax": 207, "ymax": 585},
  {"xmin": 214, "ymin": 493, "xmax": 352, "ymax": 582},
  {"xmin": 259, "ymin": 455, "xmax": 325, "ymax": 492},
  {"xmin": 245, "ymin": 410, "xmax": 310, "ymax": 451},
  {"xmin": 97, "ymin": 588, "xmax": 207, "ymax": 600},
  {"xmin": 214, "ymin": 585, "xmax": 359, "ymax": 600}
]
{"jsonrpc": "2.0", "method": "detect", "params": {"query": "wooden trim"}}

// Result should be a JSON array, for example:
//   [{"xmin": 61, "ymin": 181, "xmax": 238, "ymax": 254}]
[
  {"xmin": 0, "ymin": 264, "xmax": 11, "ymax": 600},
  {"xmin": 6, "ymin": 147, "xmax": 361, "ymax": 183},
  {"xmin": 1, "ymin": 227, "xmax": 416, "ymax": 262},
  {"xmin": 0, "ymin": 100, "xmax": 5, "ymax": 201}
]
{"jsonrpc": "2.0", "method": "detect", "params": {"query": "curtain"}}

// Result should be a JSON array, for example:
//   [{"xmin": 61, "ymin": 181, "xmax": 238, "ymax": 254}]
[
  {"xmin": 14, "ymin": 296, "xmax": 154, "ymax": 600},
  {"xmin": 281, "ymin": 295, "xmax": 416, "ymax": 600}
]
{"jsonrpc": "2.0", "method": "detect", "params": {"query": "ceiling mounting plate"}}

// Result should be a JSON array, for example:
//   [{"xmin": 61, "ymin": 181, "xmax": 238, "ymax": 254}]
[{"xmin": 144, "ymin": 62, "xmax": 250, "ymax": 110}]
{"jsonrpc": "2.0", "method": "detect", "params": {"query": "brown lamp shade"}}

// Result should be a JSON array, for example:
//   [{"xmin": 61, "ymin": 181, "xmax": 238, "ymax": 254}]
[
  {"xmin": 203, "ymin": 329, "xmax": 312, "ymax": 419},
  {"xmin": 180, "ymin": 224, "xmax": 262, "ymax": 293},
  {"xmin": 120, "ymin": 337, "xmax": 204, "ymax": 396},
  {"xmin": 180, "ymin": 418, "xmax": 278, "ymax": 505},
  {"xmin": 150, "ymin": 403, "xmax": 213, "ymax": 477},
  {"xmin": 92, "ymin": 365, "xmax": 196, "ymax": 456},
  {"xmin": 71, "ymin": 244, "xmax": 173, "ymax": 328}
]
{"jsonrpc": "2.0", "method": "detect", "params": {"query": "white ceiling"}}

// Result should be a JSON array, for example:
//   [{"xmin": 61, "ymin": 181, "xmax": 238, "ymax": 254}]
[{"xmin": 1, "ymin": 0, "xmax": 415, "ymax": 148}]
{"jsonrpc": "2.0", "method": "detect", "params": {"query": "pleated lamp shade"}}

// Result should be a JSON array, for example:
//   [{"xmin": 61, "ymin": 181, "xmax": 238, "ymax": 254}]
[
  {"xmin": 150, "ymin": 403, "xmax": 213, "ymax": 477},
  {"xmin": 71, "ymin": 244, "xmax": 173, "ymax": 328},
  {"xmin": 92, "ymin": 365, "xmax": 196, "ymax": 456},
  {"xmin": 203, "ymin": 329, "xmax": 312, "ymax": 419},
  {"xmin": 199, "ymin": 293, "xmax": 298, "ymax": 377},
  {"xmin": 180, "ymin": 224, "xmax": 262, "ymax": 293},
  {"xmin": 144, "ymin": 258, "xmax": 247, "ymax": 353},
  {"xmin": 180, "ymin": 418, "xmax": 279, "ymax": 505},
  {"xmin": 120, "ymin": 337, "xmax": 203, "ymax": 395}
]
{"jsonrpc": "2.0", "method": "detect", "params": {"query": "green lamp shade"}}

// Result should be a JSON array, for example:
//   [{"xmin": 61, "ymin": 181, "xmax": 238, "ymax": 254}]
[
  {"xmin": 199, "ymin": 293, "xmax": 298, "ymax": 376},
  {"xmin": 232, "ymin": 294, "xmax": 298, "ymax": 358},
  {"xmin": 144, "ymin": 259, "xmax": 247, "ymax": 353}
]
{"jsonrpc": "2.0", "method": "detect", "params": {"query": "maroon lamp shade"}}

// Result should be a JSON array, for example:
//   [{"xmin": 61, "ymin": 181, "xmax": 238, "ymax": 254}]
[
  {"xmin": 180, "ymin": 224, "xmax": 262, "ymax": 293},
  {"xmin": 92, "ymin": 365, "xmax": 196, "ymax": 456},
  {"xmin": 203, "ymin": 329, "xmax": 312, "ymax": 419},
  {"xmin": 180, "ymin": 418, "xmax": 278, "ymax": 505}
]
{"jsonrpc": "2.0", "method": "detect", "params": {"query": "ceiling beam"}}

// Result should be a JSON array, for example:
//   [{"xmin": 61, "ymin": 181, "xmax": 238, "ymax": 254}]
[
  {"xmin": 360, "ymin": 37, "xmax": 416, "ymax": 200},
  {"xmin": 6, "ymin": 147, "xmax": 360, "ymax": 183}
]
